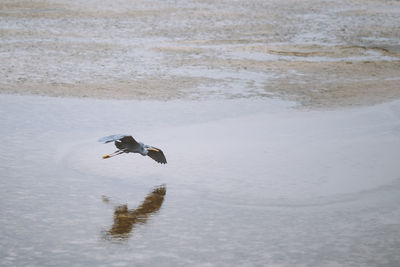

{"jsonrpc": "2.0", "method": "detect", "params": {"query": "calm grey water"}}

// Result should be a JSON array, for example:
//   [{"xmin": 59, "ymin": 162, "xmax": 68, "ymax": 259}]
[{"xmin": 1, "ymin": 94, "xmax": 400, "ymax": 266}]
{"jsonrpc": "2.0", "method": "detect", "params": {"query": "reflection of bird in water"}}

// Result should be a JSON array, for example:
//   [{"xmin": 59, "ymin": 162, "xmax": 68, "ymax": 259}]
[
  {"xmin": 106, "ymin": 185, "xmax": 166, "ymax": 239},
  {"xmin": 99, "ymin": 134, "xmax": 167, "ymax": 164}
]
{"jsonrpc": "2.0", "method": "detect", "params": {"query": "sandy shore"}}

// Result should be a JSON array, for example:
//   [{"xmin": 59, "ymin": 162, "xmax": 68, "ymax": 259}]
[{"xmin": 1, "ymin": 0, "xmax": 400, "ymax": 108}]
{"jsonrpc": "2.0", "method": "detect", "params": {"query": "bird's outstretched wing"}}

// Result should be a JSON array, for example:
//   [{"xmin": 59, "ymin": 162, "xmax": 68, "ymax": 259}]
[
  {"xmin": 98, "ymin": 134, "xmax": 138, "ymax": 145},
  {"xmin": 147, "ymin": 147, "xmax": 167, "ymax": 164}
]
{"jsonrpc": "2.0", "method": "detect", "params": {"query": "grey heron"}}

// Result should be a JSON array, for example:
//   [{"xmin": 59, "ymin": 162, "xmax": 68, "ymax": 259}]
[{"xmin": 99, "ymin": 134, "xmax": 167, "ymax": 164}]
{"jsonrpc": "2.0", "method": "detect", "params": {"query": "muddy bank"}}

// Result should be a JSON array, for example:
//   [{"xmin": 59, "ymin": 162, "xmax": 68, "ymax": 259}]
[{"xmin": 1, "ymin": 0, "xmax": 399, "ymax": 107}]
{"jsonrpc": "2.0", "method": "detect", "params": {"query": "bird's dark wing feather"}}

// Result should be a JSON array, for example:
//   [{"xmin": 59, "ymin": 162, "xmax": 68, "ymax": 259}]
[
  {"xmin": 147, "ymin": 147, "xmax": 167, "ymax": 164},
  {"xmin": 114, "ymin": 135, "xmax": 139, "ymax": 151},
  {"xmin": 119, "ymin": 136, "xmax": 138, "ymax": 145},
  {"xmin": 99, "ymin": 134, "xmax": 138, "ymax": 145}
]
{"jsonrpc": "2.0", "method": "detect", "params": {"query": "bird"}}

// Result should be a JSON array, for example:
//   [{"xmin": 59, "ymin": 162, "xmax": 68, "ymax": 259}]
[{"xmin": 98, "ymin": 134, "xmax": 167, "ymax": 164}]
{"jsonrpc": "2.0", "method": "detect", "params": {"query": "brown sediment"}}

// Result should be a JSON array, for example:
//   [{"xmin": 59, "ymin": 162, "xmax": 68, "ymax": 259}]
[{"xmin": 0, "ymin": 76, "xmax": 219, "ymax": 100}]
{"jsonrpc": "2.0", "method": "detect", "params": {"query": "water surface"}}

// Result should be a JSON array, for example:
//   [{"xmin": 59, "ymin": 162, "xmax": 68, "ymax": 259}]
[{"xmin": 1, "ymin": 94, "xmax": 400, "ymax": 266}]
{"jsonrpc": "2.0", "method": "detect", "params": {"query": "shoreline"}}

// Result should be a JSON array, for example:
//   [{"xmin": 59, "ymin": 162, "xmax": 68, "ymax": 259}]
[{"xmin": 2, "ymin": 83, "xmax": 400, "ymax": 110}]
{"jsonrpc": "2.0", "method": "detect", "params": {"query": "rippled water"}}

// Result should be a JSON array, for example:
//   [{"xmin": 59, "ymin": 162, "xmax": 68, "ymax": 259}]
[{"xmin": 1, "ymin": 94, "xmax": 400, "ymax": 266}]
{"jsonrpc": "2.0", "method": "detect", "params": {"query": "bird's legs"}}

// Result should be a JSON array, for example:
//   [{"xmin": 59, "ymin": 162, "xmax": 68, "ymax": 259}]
[{"xmin": 103, "ymin": 149, "xmax": 125, "ymax": 159}]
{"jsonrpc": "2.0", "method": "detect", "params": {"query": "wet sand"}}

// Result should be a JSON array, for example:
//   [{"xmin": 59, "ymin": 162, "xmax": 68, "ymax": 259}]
[{"xmin": 1, "ymin": 0, "xmax": 400, "ymax": 107}]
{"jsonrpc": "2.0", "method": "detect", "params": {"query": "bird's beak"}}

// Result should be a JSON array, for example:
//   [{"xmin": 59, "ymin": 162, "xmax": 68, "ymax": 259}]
[
  {"xmin": 148, "ymin": 148, "xmax": 159, "ymax": 152},
  {"xmin": 103, "ymin": 155, "xmax": 111, "ymax": 159}
]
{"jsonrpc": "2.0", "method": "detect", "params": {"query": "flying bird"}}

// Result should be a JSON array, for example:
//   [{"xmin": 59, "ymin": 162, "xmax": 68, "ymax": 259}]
[{"xmin": 99, "ymin": 134, "xmax": 167, "ymax": 164}]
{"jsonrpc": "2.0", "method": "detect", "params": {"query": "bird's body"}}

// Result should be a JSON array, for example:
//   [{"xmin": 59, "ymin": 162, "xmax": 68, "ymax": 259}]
[{"xmin": 99, "ymin": 134, "xmax": 167, "ymax": 164}]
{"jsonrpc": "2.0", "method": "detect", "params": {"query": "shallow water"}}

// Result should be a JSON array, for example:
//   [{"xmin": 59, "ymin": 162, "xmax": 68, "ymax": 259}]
[{"xmin": 1, "ymin": 94, "xmax": 400, "ymax": 266}]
